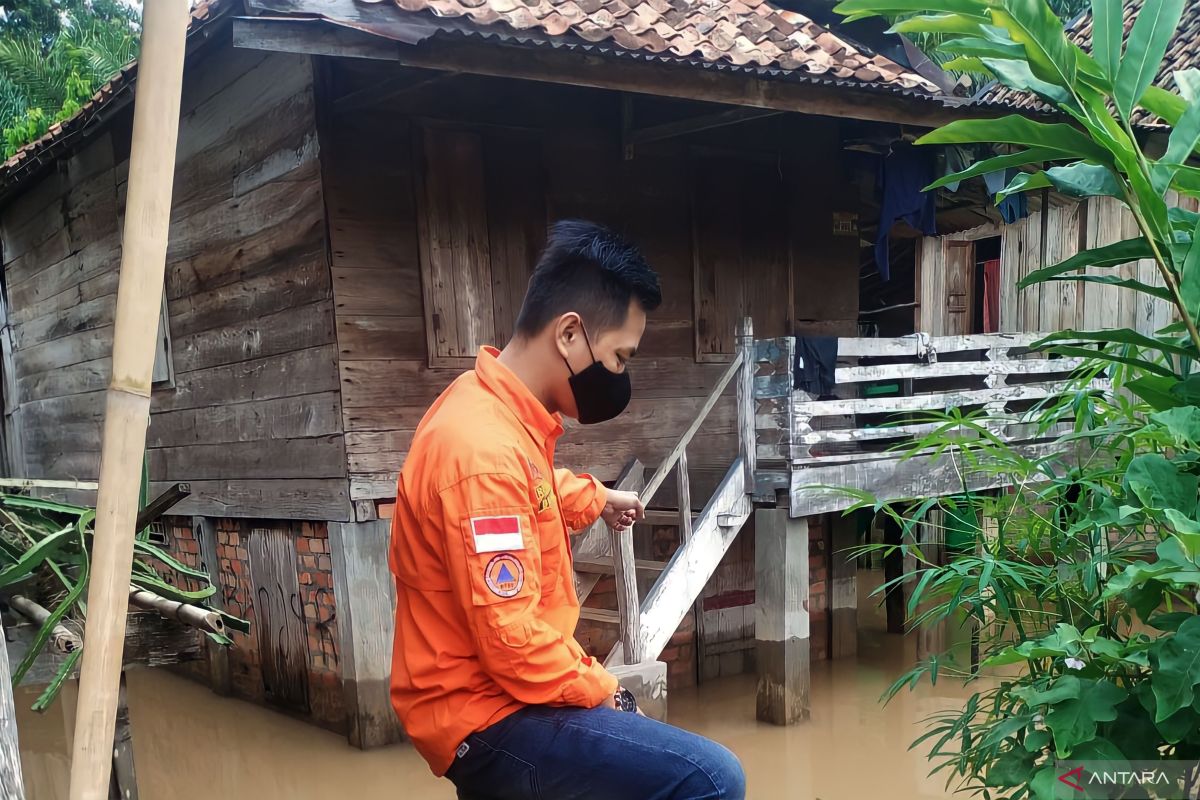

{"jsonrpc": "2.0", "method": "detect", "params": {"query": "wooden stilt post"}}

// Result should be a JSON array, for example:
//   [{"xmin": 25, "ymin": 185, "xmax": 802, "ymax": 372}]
[
  {"xmin": 108, "ymin": 673, "xmax": 137, "ymax": 800},
  {"xmin": 68, "ymin": 2, "xmax": 191, "ymax": 797},
  {"xmin": 754, "ymin": 506, "xmax": 810, "ymax": 725},
  {"xmin": 829, "ymin": 513, "xmax": 858, "ymax": 659},
  {"xmin": 1, "ymin": 618, "xmax": 27, "ymax": 799}
]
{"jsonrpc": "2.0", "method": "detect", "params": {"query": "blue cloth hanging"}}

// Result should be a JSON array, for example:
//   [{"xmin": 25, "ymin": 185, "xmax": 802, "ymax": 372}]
[
  {"xmin": 875, "ymin": 142, "xmax": 937, "ymax": 281},
  {"xmin": 983, "ymin": 168, "xmax": 1030, "ymax": 224}
]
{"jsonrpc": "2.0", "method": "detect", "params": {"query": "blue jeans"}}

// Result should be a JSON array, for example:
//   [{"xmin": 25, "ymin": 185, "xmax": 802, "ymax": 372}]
[{"xmin": 445, "ymin": 705, "xmax": 746, "ymax": 800}]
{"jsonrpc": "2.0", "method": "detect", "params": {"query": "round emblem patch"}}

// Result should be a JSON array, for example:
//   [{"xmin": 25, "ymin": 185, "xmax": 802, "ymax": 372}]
[{"xmin": 484, "ymin": 554, "xmax": 525, "ymax": 598}]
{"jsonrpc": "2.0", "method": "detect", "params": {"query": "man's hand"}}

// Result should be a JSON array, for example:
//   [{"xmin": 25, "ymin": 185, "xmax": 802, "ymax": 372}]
[{"xmin": 601, "ymin": 489, "xmax": 645, "ymax": 532}]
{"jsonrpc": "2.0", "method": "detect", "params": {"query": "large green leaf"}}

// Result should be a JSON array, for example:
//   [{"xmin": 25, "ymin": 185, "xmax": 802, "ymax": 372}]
[
  {"xmin": 1044, "ymin": 679, "xmax": 1125, "ymax": 756},
  {"xmin": 1151, "ymin": 406, "xmax": 1200, "ymax": 447},
  {"xmin": 925, "ymin": 147, "xmax": 1065, "ymax": 192},
  {"xmin": 939, "ymin": 36, "xmax": 1025, "ymax": 62},
  {"xmin": 916, "ymin": 116, "xmax": 1113, "ymax": 164},
  {"xmin": 1, "ymin": 495, "xmax": 88, "ymax": 516},
  {"xmin": 990, "ymin": 0, "xmax": 1075, "ymax": 90},
  {"xmin": 1037, "ymin": 328, "xmax": 1196, "ymax": 359},
  {"xmin": 888, "ymin": 14, "xmax": 986, "ymax": 36},
  {"xmin": 1124, "ymin": 453, "xmax": 1198, "ymax": 512},
  {"xmin": 0, "ymin": 525, "xmax": 74, "ymax": 588},
  {"xmin": 12, "ymin": 554, "xmax": 88, "ymax": 686},
  {"xmin": 833, "ymin": 0, "xmax": 990, "ymax": 19},
  {"xmin": 1038, "ymin": 274, "xmax": 1172, "ymax": 304},
  {"xmin": 1177, "ymin": 68, "xmax": 1200, "ymax": 103},
  {"xmin": 984, "ymin": 745, "xmax": 1038, "ymax": 788},
  {"xmin": 1090, "ymin": 0, "xmax": 1122, "ymax": 80},
  {"xmin": 1181, "ymin": 219, "xmax": 1200, "ymax": 319},
  {"xmin": 31, "ymin": 648, "xmax": 82, "ymax": 713},
  {"xmin": 1019, "ymin": 237, "xmax": 1153, "ymax": 286},
  {"xmin": 981, "ymin": 57, "xmax": 1072, "ymax": 106},
  {"xmin": 1114, "ymin": 0, "xmax": 1186, "ymax": 121},
  {"xmin": 1141, "ymin": 85, "xmax": 1187, "ymax": 126},
  {"xmin": 1016, "ymin": 675, "xmax": 1082, "ymax": 707},
  {"xmin": 1149, "ymin": 615, "xmax": 1200, "ymax": 721},
  {"xmin": 995, "ymin": 169, "xmax": 1052, "ymax": 202},
  {"xmin": 1043, "ymin": 162, "xmax": 1122, "ymax": 199}
]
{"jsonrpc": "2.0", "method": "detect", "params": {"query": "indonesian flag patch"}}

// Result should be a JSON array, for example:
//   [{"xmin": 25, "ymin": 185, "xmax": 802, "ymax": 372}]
[{"xmin": 470, "ymin": 515, "xmax": 525, "ymax": 553}]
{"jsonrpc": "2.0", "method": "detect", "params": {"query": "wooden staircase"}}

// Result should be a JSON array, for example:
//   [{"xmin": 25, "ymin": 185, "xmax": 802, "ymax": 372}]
[{"xmin": 570, "ymin": 320, "xmax": 759, "ymax": 669}]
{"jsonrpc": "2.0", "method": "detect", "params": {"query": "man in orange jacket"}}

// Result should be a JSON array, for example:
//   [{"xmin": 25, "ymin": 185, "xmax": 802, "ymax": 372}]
[{"xmin": 389, "ymin": 221, "xmax": 745, "ymax": 799}]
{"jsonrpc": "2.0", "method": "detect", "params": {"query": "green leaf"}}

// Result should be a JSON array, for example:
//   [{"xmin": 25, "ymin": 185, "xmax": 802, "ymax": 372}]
[
  {"xmin": 989, "ymin": 0, "xmax": 1075, "ymax": 90},
  {"xmin": 1038, "ymin": 274, "xmax": 1173, "ymax": 305},
  {"xmin": 996, "ymin": 170, "xmax": 1052, "ymax": 203},
  {"xmin": 924, "ymin": 147, "xmax": 1065, "ymax": 192},
  {"xmin": 981, "ymin": 57, "xmax": 1073, "ymax": 105},
  {"xmin": 1029, "ymin": 766, "xmax": 1060, "ymax": 800},
  {"xmin": 1090, "ymin": 0, "xmax": 1122, "ymax": 80},
  {"xmin": 1141, "ymin": 85, "xmax": 1187, "ymax": 125},
  {"xmin": 1043, "ymin": 162, "xmax": 1122, "ymax": 199},
  {"xmin": 1163, "ymin": 98, "xmax": 1200, "ymax": 168},
  {"xmin": 1109, "ymin": 696, "xmax": 1162, "ymax": 760},
  {"xmin": 984, "ymin": 745, "xmax": 1038, "ymax": 787},
  {"xmin": 915, "ymin": 116, "xmax": 1113, "ymax": 165},
  {"xmin": 1044, "ymin": 679, "xmax": 1125, "ymax": 756},
  {"xmin": 1177, "ymin": 68, "xmax": 1200, "ymax": 103},
  {"xmin": 130, "ymin": 573, "xmax": 216, "ymax": 603},
  {"xmin": 833, "ymin": 0, "xmax": 990, "ymax": 19},
  {"xmin": 1, "ymin": 495, "xmax": 88, "ymax": 516},
  {"xmin": 1114, "ymin": 0, "xmax": 1186, "ymax": 121},
  {"xmin": 1016, "ymin": 675, "xmax": 1082, "ymax": 707},
  {"xmin": 133, "ymin": 540, "xmax": 210, "ymax": 582},
  {"xmin": 1019, "ymin": 237, "xmax": 1152, "ymax": 286},
  {"xmin": 1149, "ymin": 615, "xmax": 1200, "ymax": 721},
  {"xmin": 1153, "ymin": 406, "xmax": 1200, "ymax": 447},
  {"xmin": 31, "ymin": 648, "xmax": 82, "ymax": 713},
  {"xmin": 1128, "ymin": 375, "xmax": 1184, "ymax": 410},
  {"xmin": 939, "ymin": 36, "xmax": 1026, "ymax": 61},
  {"xmin": 0, "ymin": 525, "xmax": 75, "ymax": 589},
  {"xmin": 1124, "ymin": 453, "xmax": 1198, "ymax": 512},
  {"xmin": 1181, "ymin": 220, "xmax": 1200, "ymax": 319},
  {"xmin": 888, "ymin": 14, "xmax": 986, "ymax": 37},
  {"xmin": 12, "ymin": 555, "xmax": 88, "ymax": 686},
  {"xmin": 1038, "ymin": 328, "xmax": 1196, "ymax": 359}
]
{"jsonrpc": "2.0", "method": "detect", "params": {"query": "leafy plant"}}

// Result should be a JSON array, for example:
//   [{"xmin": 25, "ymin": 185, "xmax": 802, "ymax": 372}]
[
  {"xmin": 0, "ymin": 491, "xmax": 247, "ymax": 711},
  {"xmin": 831, "ymin": 0, "xmax": 1200, "ymax": 797}
]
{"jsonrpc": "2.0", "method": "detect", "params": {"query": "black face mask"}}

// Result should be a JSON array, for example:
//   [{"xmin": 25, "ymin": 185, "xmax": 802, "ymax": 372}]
[{"xmin": 563, "ymin": 322, "xmax": 632, "ymax": 425}]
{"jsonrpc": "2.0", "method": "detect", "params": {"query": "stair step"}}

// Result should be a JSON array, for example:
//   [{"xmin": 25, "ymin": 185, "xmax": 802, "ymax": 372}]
[
  {"xmin": 579, "ymin": 607, "xmax": 621, "ymax": 624},
  {"xmin": 574, "ymin": 556, "xmax": 669, "ymax": 574}
]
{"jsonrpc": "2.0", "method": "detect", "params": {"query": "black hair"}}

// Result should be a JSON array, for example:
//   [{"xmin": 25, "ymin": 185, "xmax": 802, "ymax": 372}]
[{"xmin": 514, "ymin": 220, "xmax": 662, "ymax": 337}]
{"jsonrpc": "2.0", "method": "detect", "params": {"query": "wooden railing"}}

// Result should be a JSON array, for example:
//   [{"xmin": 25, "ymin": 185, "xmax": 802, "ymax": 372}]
[
  {"xmin": 599, "ymin": 318, "xmax": 758, "ymax": 666},
  {"xmin": 752, "ymin": 332, "xmax": 1110, "ymax": 517}
]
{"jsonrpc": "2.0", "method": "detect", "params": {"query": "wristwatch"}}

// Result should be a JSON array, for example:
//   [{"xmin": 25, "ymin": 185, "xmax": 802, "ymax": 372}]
[{"xmin": 614, "ymin": 686, "xmax": 638, "ymax": 713}]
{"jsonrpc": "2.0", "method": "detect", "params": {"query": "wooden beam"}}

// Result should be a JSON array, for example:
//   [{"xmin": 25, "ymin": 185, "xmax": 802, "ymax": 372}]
[
  {"xmin": 629, "ymin": 107, "xmax": 782, "ymax": 147},
  {"xmin": 829, "ymin": 513, "xmax": 858, "ymax": 659},
  {"xmin": 737, "ymin": 318, "xmax": 756, "ymax": 488},
  {"xmin": 332, "ymin": 69, "xmax": 458, "ymax": 113},
  {"xmin": 572, "ymin": 556, "xmax": 667, "ymax": 575},
  {"xmin": 133, "ymin": 482, "xmax": 191, "ymax": 531},
  {"xmin": 0, "ymin": 617, "xmax": 26, "ymax": 800},
  {"xmin": 193, "ymin": 516, "xmax": 232, "ymax": 696},
  {"xmin": 231, "ymin": 17, "xmax": 985, "ymax": 129},
  {"xmin": 755, "ymin": 508, "xmax": 809, "ymax": 725},
  {"xmin": 579, "ymin": 608, "xmax": 621, "ymax": 625},
  {"xmin": 328, "ymin": 520, "xmax": 405, "ymax": 749}
]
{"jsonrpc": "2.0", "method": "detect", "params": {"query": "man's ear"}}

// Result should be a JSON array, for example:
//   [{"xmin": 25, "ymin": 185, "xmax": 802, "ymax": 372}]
[{"xmin": 553, "ymin": 312, "xmax": 582, "ymax": 358}]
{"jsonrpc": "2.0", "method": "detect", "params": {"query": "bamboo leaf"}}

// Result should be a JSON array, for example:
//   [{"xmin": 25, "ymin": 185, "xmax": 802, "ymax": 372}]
[
  {"xmin": 1090, "ymin": 0, "xmax": 1122, "ymax": 80},
  {"xmin": 1, "ymin": 495, "xmax": 88, "ymax": 516},
  {"xmin": 1114, "ymin": 0, "xmax": 1186, "ymax": 121},
  {"xmin": 133, "ymin": 540, "xmax": 210, "ymax": 582},
  {"xmin": 1019, "ymin": 237, "xmax": 1153, "ymax": 286}
]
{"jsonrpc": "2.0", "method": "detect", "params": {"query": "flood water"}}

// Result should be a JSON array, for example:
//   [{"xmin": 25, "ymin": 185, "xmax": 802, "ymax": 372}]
[{"xmin": 17, "ymin": 571, "xmax": 981, "ymax": 799}]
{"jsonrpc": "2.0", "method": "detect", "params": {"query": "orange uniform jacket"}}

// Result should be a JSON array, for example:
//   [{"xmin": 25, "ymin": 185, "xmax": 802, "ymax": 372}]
[{"xmin": 389, "ymin": 346, "xmax": 620, "ymax": 775}]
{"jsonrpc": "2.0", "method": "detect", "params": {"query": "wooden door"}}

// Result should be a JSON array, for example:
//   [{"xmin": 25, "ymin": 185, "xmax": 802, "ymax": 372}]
[
  {"xmin": 943, "ymin": 241, "xmax": 975, "ymax": 336},
  {"xmin": 248, "ymin": 524, "xmax": 309, "ymax": 712}
]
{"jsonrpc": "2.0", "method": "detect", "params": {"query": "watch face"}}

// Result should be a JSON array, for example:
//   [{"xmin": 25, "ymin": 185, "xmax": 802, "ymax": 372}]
[{"xmin": 617, "ymin": 688, "xmax": 638, "ymax": 713}]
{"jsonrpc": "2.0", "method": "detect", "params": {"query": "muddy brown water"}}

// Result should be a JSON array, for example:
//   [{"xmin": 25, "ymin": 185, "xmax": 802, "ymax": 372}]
[{"xmin": 18, "ymin": 572, "xmax": 982, "ymax": 799}]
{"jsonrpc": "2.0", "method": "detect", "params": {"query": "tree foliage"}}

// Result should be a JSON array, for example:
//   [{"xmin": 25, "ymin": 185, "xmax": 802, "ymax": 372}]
[
  {"xmin": 833, "ymin": 1, "xmax": 1200, "ymax": 797},
  {"xmin": 0, "ymin": 0, "xmax": 140, "ymax": 158}
]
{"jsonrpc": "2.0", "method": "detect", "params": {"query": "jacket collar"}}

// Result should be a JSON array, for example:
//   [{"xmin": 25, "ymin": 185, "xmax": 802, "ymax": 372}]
[{"xmin": 474, "ymin": 346, "xmax": 563, "ymax": 449}]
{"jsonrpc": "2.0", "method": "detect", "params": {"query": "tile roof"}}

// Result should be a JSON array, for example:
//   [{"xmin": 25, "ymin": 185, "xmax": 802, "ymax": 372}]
[
  {"xmin": 985, "ymin": 0, "xmax": 1200, "ymax": 122},
  {"xmin": 0, "ymin": 0, "xmax": 232, "ymax": 188},
  {"xmin": 379, "ymin": 0, "xmax": 940, "ymax": 92}
]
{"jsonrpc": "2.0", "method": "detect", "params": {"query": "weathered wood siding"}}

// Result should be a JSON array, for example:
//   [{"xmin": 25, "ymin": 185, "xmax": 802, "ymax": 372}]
[
  {"xmin": 0, "ymin": 47, "xmax": 350, "ymax": 520},
  {"xmin": 919, "ymin": 195, "xmax": 1190, "ymax": 336},
  {"xmin": 318, "ymin": 62, "xmax": 858, "ymax": 506}
]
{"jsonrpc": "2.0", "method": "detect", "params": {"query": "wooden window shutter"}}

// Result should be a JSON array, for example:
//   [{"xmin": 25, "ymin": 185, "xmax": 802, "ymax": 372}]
[{"xmin": 416, "ymin": 126, "xmax": 496, "ymax": 367}]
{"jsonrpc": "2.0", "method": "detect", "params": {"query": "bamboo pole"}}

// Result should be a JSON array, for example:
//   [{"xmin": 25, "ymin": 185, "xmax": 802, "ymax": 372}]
[
  {"xmin": 68, "ymin": 2, "xmax": 191, "ymax": 797},
  {"xmin": 127, "ymin": 587, "xmax": 225, "ymax": 635},
  {"xmin": 9, "ymin": 595, "xmax": 81, "ymax": 653}
]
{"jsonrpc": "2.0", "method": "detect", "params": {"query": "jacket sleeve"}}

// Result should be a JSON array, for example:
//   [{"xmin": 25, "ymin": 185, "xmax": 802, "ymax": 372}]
[
  {"xmin": 437, "ymin": 470, "xmax": 618, "ymax": 707},
  {"xmin": 553, "ymin": 468, "xmax": 607, "ymax": 531}
]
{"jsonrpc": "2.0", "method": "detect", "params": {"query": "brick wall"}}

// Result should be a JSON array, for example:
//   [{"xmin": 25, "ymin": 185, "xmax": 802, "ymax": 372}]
[
  {"xmin": 808, "ymin": 515, "xmax": 830, "ymax": 661},
  {"xmin": 159, "ymin": 517, "xmax": 345, "ymax": 733}
]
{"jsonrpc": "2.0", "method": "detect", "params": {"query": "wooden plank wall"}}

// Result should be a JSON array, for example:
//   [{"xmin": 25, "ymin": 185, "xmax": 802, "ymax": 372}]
[
  {"xmin": 0, "ymin": 46, "xmax": 350, "ymax": 520},
  {"xmin": 318, "ymin": 62, "xmax": 858, "ymax": 509},
  {"xmin": 920, "ymin": 195, "xmax": 1186, "ymax": 336}
]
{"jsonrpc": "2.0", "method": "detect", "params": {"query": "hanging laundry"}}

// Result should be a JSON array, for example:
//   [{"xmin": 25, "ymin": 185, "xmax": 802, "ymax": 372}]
[
  {"xmin": 983, "ymin": 168, "xmax": 1030, "ymax": 224},
  {"xmin": 794, "ymin": 336, "xmax": 839, "ymax": 399},
  {"xmin": 875, "ymin": 142, "xmax": 937, "ymax": 281},
  {"xmin": 941, "ymin": 145, "xmax": 975, "ymax": 192}
]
